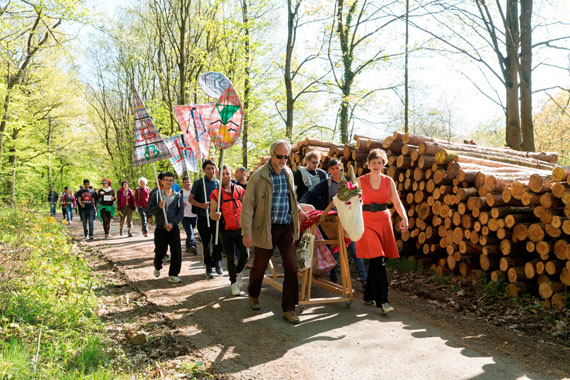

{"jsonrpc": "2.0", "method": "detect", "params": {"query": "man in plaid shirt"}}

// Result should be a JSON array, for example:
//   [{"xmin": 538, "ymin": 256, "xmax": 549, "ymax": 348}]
[{"xmin": 241, "ymin": 140, "xmax": 308, "ymax": 325}]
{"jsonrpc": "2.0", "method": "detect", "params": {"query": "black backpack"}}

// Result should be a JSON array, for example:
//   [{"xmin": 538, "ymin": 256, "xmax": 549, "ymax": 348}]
[{"xmin": 191, "ymin": 178, "xmax": 204, "ymax": 215}]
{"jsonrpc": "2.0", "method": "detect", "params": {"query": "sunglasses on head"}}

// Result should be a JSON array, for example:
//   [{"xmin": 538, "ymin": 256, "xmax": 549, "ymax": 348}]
[{"xmin": 275, "ymin": 154, "xmax": 289, "ymax": 160}]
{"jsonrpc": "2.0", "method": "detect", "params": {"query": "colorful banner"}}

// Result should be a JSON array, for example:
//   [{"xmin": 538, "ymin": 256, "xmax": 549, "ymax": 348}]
[
  {"xmin": 132, "ymin": 88, "xmax": 171, "ymax": 167},
  {"xmin": 173, "ymin": 104, "xmax": 213, "ymax": 160},
  {"xmin": 208, "ymin": 83, "xmax": 244, "ymax": 149},
  {"xmin": 164, "ymin": 134, "xmax": 198, "ymax": 175}
]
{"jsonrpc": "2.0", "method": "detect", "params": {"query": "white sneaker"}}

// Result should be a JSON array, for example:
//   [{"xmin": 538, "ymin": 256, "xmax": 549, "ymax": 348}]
[
  {"xmin": 231, "ymin": 282, "xmax": 240, "ymax": 296},
  {"xmin": 153, "ymin": 269, "xmax": 160, "ymax": 278},
  {"xmin": 168, "ymin": 276, "xmax": 181, "ymax": 284},
  {"xmin": 381, "ymin": 303, "xmax": 394, "ymax": 313}
]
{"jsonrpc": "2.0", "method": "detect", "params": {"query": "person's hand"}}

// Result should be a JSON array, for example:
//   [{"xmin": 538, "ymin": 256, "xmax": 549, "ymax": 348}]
[
  {"xmin": 243, "ymin": 235, "xmax": 253, "ymax": 249},
  {"xmin": 165, "ymin": 223, "xmax": 173, "ymax": 231},
  {"xmin": 300, "ymin": 204, "xmax": 315, "ymax": 212},
  {"xmin": 299, "ymin": 210, "xmax": 309, "ymax": 220},
  {"xmin": 159, "ymin": 200, "xmax": 165, "ymax": 208},
  {"xmin": 400, "ymin": 218, "xmax": 409, "ymax": 233},
  {"xmin": 201, "ymin": 202, "xmax": 209, "ymax": 210},
  {"xmin": 211, "ymin": 211, "xmax": 221, "ymax": 221}
]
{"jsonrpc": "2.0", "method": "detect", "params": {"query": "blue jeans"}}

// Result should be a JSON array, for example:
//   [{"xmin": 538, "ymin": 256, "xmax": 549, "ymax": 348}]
[
  {"xmin": 329, "ymin": 241, "xmax": 367, "ymax": 283},
  {"xmin": 138, "ymin": 207, "xmax": 149, "ymax": 233},
  {"xmin": 79, "ymin": 207, "xmax": 95, "ymax": 238},
  {"xmin": 49, "ymin": 202, "xmax": 56, "ymax": 216},
  {"xmin": 181, "ymin": 216, "xmax": 197, "ymax": 249},
  {"xmin": 65, "ymin": 205, "xmax": 73, "ymax": 222}
]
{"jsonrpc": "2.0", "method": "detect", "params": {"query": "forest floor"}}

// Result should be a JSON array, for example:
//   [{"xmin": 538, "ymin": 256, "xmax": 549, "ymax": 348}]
[{"xmin": 66, "ymin": 217, "xmax": 570, "ymax": 379}]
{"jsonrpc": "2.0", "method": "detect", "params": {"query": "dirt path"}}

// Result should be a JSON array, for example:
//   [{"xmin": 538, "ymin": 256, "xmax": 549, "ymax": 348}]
[{"xmin": 68, "ymin": 218, "xmax": 569, "ymax": 380}]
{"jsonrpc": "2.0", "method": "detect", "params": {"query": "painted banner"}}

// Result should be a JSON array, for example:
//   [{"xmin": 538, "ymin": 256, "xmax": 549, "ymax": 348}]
[
  {"xmin": 173, "ymin": 104, "xmax": 213, "ymax": 160},
  {"xmin": 198, "ymin": 72, "xmax": 243, "ymax": 149},
  {"xmin": 132, "ymin": 88, "xmax": 171, "ymax": 166},
  {"xmin": 164, "ymin": 134, "xmax": 198, "ymax": 175}
]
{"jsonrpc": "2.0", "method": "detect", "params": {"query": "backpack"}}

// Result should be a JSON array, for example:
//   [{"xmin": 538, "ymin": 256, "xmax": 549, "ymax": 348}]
[{"xmin": 191, "ymin": 178, "xmax": 204, "ymax": 215}]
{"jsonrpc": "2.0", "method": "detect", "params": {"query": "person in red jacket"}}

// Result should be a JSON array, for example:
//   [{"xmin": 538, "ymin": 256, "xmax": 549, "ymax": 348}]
[
  {"xmin": 210, "ymin": 165, "xmax": 248, "ymax": 296},
  {"xmin": 117, "ymin": 180, "xmax": 136, "ymax": 237}
]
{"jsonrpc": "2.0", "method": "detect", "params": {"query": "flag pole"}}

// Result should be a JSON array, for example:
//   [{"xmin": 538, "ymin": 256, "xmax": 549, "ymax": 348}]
[
  {"xmin": 152, "ymin": 162, "xmax": 169, "ymax": 224},
  {"xmin": 190, "ymin": 108, "xmax": 210, "ymax": 227},
  {"xmin": 214, "ymin": 149, "xmax": 225, "ymax": 245}
]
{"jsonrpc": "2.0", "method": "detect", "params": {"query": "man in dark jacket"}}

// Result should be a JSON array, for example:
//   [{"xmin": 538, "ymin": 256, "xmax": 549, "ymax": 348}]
[
  {"xmin": 48, "ymin": 187, "xmax": 58, "ymax": 217},
  {"xmin": 148, "ymin": 172, "xmax": 185, "ymax": 284},
  {"xmin": 293, "ymin": 151, "xmax": 326, "ymax": 200}
]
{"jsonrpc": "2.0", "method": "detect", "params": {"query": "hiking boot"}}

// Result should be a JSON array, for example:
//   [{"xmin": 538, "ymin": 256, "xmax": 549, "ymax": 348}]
[
  {"xmin": 282, "ymin": 311, "xmax": 300, "ymax": 325},
  {"xmin": 88, "ymin": 236, "xmax": 94, "ymax": 241},
  {"xmin": 153, "ymin": 269, "xmax": 160, "ymax": 278},
  {"xmin": 105, "ymin": 235, "xmax": 109, "ymax": 240},
  {"xmin": 248, "ymin": 296, "xmax": 260, "ymax": 310},
  {"xmin": 163, "ymin": 254, "xmax": 171, "ymax": 262},
  {"xmin": 215, "ymin": 261, "xmax": 224, "ymax": 275},
  {"xmin": 185, "ymin": 246, "xmax": 192, "ymax": 254},
  {"xmin": 206, "ymin": 267, "xmax": 214, "ymax": 279},
  {"xmin": 119, "ymin": 229, "xmax": 123, "ymax": 236},
  {"xmin": 381, "ymin": 303, "xmax": 394, "ymax": 314},
  {"xmin": 168, "ymin": 276, "xmax": 182, "ymax": 284},
  {"xmin": 231, "ymin": 282, "xmax": 240, "ymax": 296},
  {"xmin": 191, "ymin": 246, "xmax": 198, "ymax": 255},
  {"xmin": 128, "ymin": 230, "xmax": 133, "ymax": 237},
  {"xmin": 144, "ymin": 232, "xmax": 148, "ymax": 237}
]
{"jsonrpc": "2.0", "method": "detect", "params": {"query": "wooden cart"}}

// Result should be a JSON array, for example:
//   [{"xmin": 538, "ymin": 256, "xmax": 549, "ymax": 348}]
[{"xmin": 262, "ymin": 203, "xmax": 355, "ymax": 310}]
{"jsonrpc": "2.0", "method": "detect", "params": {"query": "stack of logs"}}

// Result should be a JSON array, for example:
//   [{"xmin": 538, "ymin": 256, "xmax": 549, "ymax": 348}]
[{"xmin": 259, "ymin": 133, "xmax": 569, "ymax": 309}]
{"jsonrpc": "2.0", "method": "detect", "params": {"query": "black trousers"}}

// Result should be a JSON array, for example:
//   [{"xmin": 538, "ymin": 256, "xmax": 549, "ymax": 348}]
[
  {"xmin": 101, "ymin": 210, "xmax": 112, "ymax": 235},
  {"xmin": 220, "ymin": 229, "xmax": 249, "ymax": 284},
  {"xmin": 197, "ymin": 216, "xmax": 222, "ymax": 268},
  {"xmin": 153, "ymin": 224, "xmax": 182, "ymax": 277},
  {"xmin": 364, "ymin": 256, "xmax": 389, "ymax": 304}
]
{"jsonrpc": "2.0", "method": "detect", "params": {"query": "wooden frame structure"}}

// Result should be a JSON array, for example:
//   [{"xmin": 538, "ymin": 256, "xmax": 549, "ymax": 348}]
[{"xmin": 262, "ymin": 202, "xmax": 355, "ymax": 309}]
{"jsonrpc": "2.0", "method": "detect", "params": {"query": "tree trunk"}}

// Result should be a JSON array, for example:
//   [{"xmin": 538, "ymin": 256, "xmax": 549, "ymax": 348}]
[
  {"xmin": 336, "ymin": 0, "xmax": 356, "ymax": 144},
  {"xmin": 241, "ymin": 0, "xmax": 250, "ymax": 168},
  {"xmin": 284, "ymin": 0, "xmax": 296, "ymax": 140},
  {"xmin": 505, "ymin": 0, "xmax": 521, "ymax": 150},
  {"xmin": 519, "ymin": 0, "xmax": 534, "ymax": 151}
]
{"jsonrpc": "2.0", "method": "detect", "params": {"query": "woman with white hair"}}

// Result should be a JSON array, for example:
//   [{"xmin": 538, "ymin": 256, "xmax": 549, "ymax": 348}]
[{"xmin": 135, "ymin": 177, "xmax": 151, "ymax": 237}]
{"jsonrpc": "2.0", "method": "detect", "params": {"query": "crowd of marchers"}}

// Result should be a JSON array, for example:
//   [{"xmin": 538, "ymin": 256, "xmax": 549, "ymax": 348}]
[{"xmin": 47, "ymin": 140, "xmax": 408, "ymax": 325}]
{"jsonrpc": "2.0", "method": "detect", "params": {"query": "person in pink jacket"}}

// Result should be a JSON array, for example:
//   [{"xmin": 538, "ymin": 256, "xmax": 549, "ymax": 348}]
[
  {"xmin": 117, "ymin": 180, "xmax": 136, "ymax": 237},
  {"xmin": 59, "ymin": 187, "xmax": 76, "ymax": 224}
]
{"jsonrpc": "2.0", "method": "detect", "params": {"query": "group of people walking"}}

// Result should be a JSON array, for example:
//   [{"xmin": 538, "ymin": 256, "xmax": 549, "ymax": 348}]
[
  {"xmin": 48, "ymin": 178, "xmax": 153, "ymax": 240},
  {"xmin": 47, "ymin": 141, "xmax": 408, "ymax": 325}
]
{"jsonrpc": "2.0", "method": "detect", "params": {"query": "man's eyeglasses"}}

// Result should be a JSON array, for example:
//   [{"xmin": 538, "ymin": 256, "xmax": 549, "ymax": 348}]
[
  {"xmin": 275, "ymin": 154, "xmax": 289, "ymax": 160},
  {"xmin": 310, "ymin": 160, "xmax": 319, "ymax": 165}
]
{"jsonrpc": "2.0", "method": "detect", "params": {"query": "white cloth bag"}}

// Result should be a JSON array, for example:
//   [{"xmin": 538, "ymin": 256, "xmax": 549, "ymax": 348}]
[
  {"xmin": 333, "ymin": 194, "xmax": 364, "ymax": 241},
  {"xmin": 297, "ymin": 231, "xmax": 315, "ymax": 271}
]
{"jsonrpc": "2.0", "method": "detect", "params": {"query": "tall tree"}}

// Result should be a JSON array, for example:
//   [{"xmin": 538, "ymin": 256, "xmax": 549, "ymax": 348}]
[{"xmin": 329, "ymin": 0, "xmax": 400, "ymax": 143}]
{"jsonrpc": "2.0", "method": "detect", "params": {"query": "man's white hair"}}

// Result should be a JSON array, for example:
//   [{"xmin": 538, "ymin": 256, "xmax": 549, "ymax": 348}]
[
  {"xmin": 138, "ymin": 177, "xmax": 148, "ymax": 185},
  {"xmin": 269, "ymin": 139, "xmax": 291, "ymax": 155}
]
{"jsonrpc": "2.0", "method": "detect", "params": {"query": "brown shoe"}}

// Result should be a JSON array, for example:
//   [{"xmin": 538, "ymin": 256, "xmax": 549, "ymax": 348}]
[
  {"xmin": 248, "ymin": 296, "xmax": 260, "ymax": 310},
  {"xmin": 282, "ymin": 311, "xmax": 300, "ymax": 325}
]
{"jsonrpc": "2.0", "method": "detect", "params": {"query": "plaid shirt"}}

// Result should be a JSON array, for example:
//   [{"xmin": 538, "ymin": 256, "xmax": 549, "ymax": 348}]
[{"xmin": 269, "ymin": 164, "xmax": 292, "ymax": 225}]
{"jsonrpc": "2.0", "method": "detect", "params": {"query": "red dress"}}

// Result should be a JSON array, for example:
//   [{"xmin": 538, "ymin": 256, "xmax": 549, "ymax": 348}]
[{"xmin": 356, "ymin": 173, "xmax": 399, "ymax": 259}]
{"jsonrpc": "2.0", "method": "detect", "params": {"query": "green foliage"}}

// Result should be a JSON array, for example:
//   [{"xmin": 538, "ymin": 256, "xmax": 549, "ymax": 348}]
[
  {"xmin": 468, "ymin": 116, "xmax": 506, "ymax": 147},
  {"xmin": 0, "ymin": 205, "xmax": 120, "ymax": 379},
  {"xmin": 386, "ymin": 257, "xmax": 418, "ymax": 274},
  {"xmin": 482, "ymin": 278, "xmax": 506, "ymax": 299}
]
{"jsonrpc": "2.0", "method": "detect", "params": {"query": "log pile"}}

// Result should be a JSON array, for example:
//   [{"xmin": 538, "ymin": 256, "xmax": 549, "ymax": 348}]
[{"xmin": 279, "ymin": 133, "xmax": 569, "ymax": 309}]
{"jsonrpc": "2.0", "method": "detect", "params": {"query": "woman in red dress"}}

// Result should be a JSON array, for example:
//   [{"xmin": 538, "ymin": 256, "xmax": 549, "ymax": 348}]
[{"xmin": 356, "ymin": 149, "xmax": 408, "ymax": 313}]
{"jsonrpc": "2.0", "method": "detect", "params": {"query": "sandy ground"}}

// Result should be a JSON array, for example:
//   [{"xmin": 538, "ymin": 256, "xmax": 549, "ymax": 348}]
[{"xmin": 67, "ymin": 216, "xmax": 570, "ymax": 380}]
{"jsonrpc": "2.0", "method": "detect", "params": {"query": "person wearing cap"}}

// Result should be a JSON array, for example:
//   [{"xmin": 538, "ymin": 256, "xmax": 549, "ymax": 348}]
[
  {"xmin": 135, "ymin": 177, "xmax": 151, "ymax": 237},
  {"xmin": 97, "ymin": 179, "xmax": 115, "ymax": 239},
  {"xmin": 76, "ymin": 179, "xmax": 98, "ymax": 240},
  {"xmin": 117, "ymin": 180, "xmax": 136, "ymax": 237}
]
